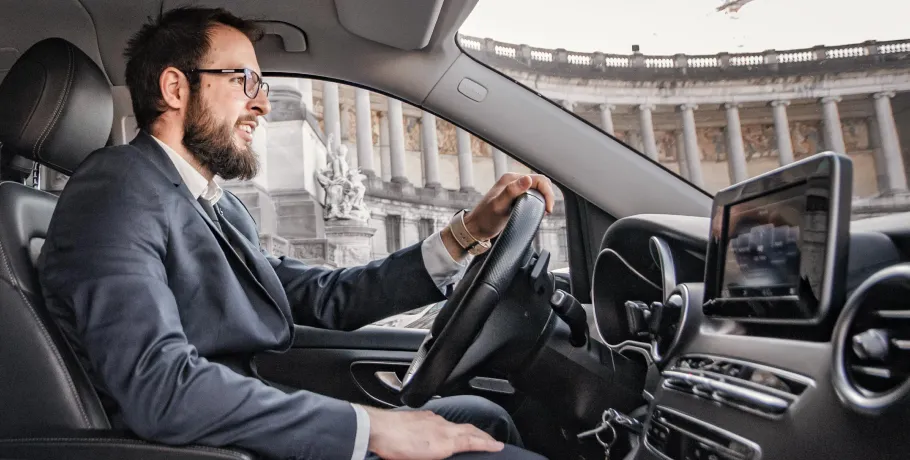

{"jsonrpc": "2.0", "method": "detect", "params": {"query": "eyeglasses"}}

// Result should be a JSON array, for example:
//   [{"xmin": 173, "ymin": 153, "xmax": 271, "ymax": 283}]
[{"xmin": 185, "ymin": 68, "xmax": 270, "ymax": 99}]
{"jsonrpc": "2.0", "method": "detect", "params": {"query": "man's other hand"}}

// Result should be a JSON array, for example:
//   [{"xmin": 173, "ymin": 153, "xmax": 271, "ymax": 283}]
[
  {"xmin": 442, "ymin": 174, "xmax": 556, "ymax": 261},
  {"xmin": 365, "ymin": 407, "xmax": 504, "ymax": 459}
]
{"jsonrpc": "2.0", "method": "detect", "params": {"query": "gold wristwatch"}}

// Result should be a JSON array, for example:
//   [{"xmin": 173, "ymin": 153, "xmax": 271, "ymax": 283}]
[{"xmin": 448, "ymin": 209, "xmax": 491, "ymax": 256}]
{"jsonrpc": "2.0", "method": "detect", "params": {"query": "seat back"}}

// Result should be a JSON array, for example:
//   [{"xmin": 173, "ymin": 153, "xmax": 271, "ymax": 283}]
[{"xmin": 0, "ymin": 38, "xmax": 113, "ymax": 436}]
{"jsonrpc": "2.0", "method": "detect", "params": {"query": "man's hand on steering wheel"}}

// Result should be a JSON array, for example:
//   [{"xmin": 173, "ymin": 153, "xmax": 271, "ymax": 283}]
[{"xmin": 441, "ymin": 174, "xmax": 556, "ymax": 261}]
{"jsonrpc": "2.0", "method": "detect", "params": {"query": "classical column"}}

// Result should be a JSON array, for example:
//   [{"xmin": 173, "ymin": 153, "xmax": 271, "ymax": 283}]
[
  {"xmin": 770, "ymin": 100, "xmax": 795, "ymax": 165},
  {"xmin": 379, "ymin": 112, "xmax": 391, "ymax": 182},
  {"xmin": 679, "ymin": 104, "xmax": 704, "ymax": 188},
  {"xmin": 386, "ymin": 97, "xmax": 408, "ymax": 184},
  {"xmin": 322, "ymin": 82, "xmax": 341, "ymax": 147},
  {"xmin": 493, "ymin": 147, "xmax": 509, "ymax": 181},
  {"xmin": 675, "ymin": 130, "xmax": 690, "ymax": 180},
  {"xmin": 420, "ymin": 111, "xmax": 441, "ymax": 188},
  {"xmin": 638, "ymin": 104, "xmax": 659, "ymax": 161},
  {"xmin": 820, "ymin": 96, "xmax": 846, "ymax": 154},
  {"xmin": 873, "ymin": 91, "xmax": 909, "ymax": 192},
  {"xmin": 724, "ymin": 103, "xmax": 748, "ymax": 184},
  {"xmin": 354, "ymin": 88, "xmax": 375, "ymax": 176},
  {"xmin": 456, "ymin": 127, "xmax": 475, "ymax": 192},
  {"xmin": 599, "ymin": 104, "xmax": 616, "ymax": 135}
]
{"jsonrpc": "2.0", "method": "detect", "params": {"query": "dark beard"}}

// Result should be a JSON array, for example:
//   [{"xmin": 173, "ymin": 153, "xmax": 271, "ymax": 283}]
[{"xmin": 183, "ymin": 93, "xmax": 259, "ymax": 181}]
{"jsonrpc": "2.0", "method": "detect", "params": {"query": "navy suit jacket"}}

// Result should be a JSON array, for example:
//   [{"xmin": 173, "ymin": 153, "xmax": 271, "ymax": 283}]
[{"xmin": 37, "ymin": 131, "xmax": 445, "ymax": 459}]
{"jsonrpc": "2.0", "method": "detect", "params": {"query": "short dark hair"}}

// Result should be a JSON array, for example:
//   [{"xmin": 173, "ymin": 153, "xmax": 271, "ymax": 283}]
[{"xmin": 124, "ymin": 7, "xmax": 263, "ymax": 132}]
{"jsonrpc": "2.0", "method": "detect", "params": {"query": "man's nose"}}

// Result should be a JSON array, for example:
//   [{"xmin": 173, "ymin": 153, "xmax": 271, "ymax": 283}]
[{"xmin": 249, "ymin": 88, "xmax": 271, "ymax": 116}]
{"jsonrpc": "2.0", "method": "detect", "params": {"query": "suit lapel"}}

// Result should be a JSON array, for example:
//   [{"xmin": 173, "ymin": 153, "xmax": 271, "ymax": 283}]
[
  {"xmin": 219, "ymin": 216, "xmax": 292, "ymax": 317},
  {"xmin": 129, "ymin": 132, "xmax": 291, "ymax": 324}
]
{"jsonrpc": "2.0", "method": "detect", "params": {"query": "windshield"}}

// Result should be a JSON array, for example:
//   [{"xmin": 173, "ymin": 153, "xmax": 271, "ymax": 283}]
[{"xmin": 459, "ymin": 0, "xmax": 910, "ymax": 219}]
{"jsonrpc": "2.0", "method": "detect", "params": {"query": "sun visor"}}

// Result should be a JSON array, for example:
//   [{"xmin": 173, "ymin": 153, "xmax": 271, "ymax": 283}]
[{"xmin": 334, "ymin": 0, "xmax": 444, "ymax": 50}]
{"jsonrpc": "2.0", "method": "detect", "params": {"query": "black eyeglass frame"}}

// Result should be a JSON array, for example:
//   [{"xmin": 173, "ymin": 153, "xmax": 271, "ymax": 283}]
[{"xmin": 184, "ymin": 68, "xmax": 269, "ymax": 99}]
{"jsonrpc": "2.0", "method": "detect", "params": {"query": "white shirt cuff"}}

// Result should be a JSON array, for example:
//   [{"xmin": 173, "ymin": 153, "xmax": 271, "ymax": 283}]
[
  {"xmin": 350, "ymin": 403, "xmax": 370, "ymax": 460},
  {"xmin": 421, "ymin": 230, "xmax": 469, "ymax": 295}
]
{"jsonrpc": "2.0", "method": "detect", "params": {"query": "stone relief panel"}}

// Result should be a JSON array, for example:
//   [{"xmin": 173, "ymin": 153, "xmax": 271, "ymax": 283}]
[
  {"xmin": 842, "ymin": 118, "xmax": 871, "ymax": 152},
  {"xmin": 655, "ymin": 131, "xmax": 677, "ymax": 162},
  {"xmin": 646, "ymin": 120, "xmax": 869, "ymax": 168},
  {"xmin": 371, "ymin": 110, "xmax": 380, "ymax": 145},
  {"xmin": 435, "ymin": 119, "xmax": 492, "ymax": 157},
  {"xmin": 405, "ymin": 116, "xmax": 421, "ymax": 151},
  {"xmin": 342, "ymin": 104, "xmax": 356, "ymax": 140},
  {"xmin": 313, "ymin": 98, "xmax": 325, "ymax": 133},
  {"xmin": 613, "ymin": 130, "xmax": 629, "ymax": 145},
  {"xmin": 742, "ymin": 124, "xmax": 776, "ymax": 160},
  {"xmin": 437, "ymin": 119, "xmax": 457, "ymax": 155},
  {"xmin": 292, "ymin": 240, "xmax": 328, "ymax": 260},
  {"xmin": 791, "ymin": 121, "xmax": 823, "ymax": 158},
  {"xmin": 696, "ymin": 127, "xmax": 725, "ymax": 161}
]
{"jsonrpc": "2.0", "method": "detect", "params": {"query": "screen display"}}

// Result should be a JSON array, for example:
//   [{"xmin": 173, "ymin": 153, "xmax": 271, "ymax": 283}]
[{"xmin": 721, "ymin": 186, "xmax": 806, "ymax": 299}]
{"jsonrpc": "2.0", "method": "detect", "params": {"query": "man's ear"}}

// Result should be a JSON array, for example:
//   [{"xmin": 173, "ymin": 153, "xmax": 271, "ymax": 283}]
[{"xmin": 159, "ymin": 67, "xmax": 189, "ymax": 111}]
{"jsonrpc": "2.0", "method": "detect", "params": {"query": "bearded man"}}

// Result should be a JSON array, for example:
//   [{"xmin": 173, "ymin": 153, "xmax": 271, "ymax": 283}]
[{"xmin": 37, "ymin": 6, "xmax": 555, "ymax": 460}]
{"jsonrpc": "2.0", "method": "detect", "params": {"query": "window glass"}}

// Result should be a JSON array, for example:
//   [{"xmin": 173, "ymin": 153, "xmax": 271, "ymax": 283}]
[
  {"xmin": 459, "ymin": 0, "xmax": 910, "ymax": 219},
  {"xmin": 214, "ymin": 78, "xmax": 569, "ymax": 328}
]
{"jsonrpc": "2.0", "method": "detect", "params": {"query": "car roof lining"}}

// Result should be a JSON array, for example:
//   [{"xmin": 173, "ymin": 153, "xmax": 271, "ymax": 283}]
[{"xmin": 334, "ymin": 0, "xmax": 445, "ymax": 51}]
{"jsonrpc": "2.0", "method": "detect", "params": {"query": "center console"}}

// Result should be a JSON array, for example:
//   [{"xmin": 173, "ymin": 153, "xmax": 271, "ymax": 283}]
[{"xmin": 635, "ymin": 152, "xmax": 872, "ymax": 460}]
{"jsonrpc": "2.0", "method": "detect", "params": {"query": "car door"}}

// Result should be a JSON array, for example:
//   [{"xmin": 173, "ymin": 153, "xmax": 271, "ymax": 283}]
[{"xmin": 243, "ymin": 77, "xmax": 548, "ymax": 413}]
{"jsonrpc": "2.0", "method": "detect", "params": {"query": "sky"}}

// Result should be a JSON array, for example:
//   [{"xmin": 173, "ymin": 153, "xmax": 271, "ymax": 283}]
[{"xmin": 459, "ymin": 0, "xmax": 910, "ymax": 55}]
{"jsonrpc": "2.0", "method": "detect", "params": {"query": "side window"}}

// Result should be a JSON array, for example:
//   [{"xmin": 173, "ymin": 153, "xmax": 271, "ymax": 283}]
[{"xmin": 228, "ymin": 77, "xmax": 569, "ymax": 275}]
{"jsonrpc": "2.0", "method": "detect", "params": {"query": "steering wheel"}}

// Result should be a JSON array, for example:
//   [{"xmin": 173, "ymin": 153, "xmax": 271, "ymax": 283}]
[{"xmin": 400, "ymin": 190, "xmax": 547, "ymax": 407}]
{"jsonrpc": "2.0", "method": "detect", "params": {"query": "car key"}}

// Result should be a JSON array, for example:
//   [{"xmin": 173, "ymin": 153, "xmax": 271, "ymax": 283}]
[{"xmin": 578, "ymin": 410, "xmax": 617, "ymax": 459}]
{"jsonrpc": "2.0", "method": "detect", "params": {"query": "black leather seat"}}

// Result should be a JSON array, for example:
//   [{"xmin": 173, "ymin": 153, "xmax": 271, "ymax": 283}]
[{"xmin": 0, "ymin": 38, "xmax": 251, "ymax": 460}]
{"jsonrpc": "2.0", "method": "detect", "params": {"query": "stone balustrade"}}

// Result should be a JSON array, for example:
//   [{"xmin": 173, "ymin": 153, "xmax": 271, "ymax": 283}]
[{"xmin": 457, "ymin": 35, "xmax": 910, "ymax": 80}]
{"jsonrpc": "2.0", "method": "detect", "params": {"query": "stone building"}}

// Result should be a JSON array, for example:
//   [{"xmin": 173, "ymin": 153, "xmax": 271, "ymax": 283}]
[
  {"xmin": 457, "ymin": 35, "xmax": 910, "ymax": 218},
  {"xmin": 38, "ymin": 35, "xmax": 910, "ymax": 270}
]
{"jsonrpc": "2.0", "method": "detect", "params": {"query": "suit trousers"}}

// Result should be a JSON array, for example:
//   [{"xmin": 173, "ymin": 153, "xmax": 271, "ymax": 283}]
[{"xmin": 365, "ymin": 395, "xmax": 546, "ymax": 459}]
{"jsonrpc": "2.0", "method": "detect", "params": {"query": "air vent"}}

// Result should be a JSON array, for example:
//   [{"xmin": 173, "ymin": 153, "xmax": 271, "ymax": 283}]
[
  {"xmin": 833, "ymin": 263, "xmax": 910, "ymax": 415},
  {"xmin": 663, "ymin": 355, "xmax": 813, "ymax": 417}
]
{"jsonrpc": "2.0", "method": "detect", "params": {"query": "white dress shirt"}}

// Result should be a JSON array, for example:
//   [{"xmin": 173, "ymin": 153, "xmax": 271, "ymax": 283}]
[{"xmin": 151, "ymin": 135, "xmax": 466, "ymax": 459}]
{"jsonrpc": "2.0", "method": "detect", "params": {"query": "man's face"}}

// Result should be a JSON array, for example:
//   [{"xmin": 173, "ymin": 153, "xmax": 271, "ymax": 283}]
[{"xmin": 183, "ymin": 24, "xmax": 270, "ymax": 181}]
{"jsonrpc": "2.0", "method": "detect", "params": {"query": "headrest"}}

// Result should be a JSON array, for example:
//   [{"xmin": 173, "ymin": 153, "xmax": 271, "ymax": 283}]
[{"xmin": 0, "ymin": 38, "xmax": 113, "ymax": 176}]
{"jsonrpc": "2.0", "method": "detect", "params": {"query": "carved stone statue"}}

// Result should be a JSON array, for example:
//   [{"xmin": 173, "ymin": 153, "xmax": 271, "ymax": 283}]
[{"xmin": 316, "ymin": 134, "xmax": 370, "ymax": 222}]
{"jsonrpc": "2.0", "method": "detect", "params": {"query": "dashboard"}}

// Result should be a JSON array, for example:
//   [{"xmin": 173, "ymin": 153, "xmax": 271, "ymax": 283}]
[{"xmin": 590, "ymin": 153, "xmax": 910, "ymax": 459}]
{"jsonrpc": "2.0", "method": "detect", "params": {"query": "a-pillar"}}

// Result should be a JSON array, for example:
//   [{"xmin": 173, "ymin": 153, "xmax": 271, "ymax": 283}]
[
  {"xmin": 386, "ymin": 97, "xmax": 409, "ymax": 184},
  {"xmin": 770, "ymin": 100, "xmax": 795, "ymax": 165},
  {"xmin": 724, "ymin": 103, "xmax": 748, "ymax": 184},
  {"xmin": 638, "ymin": 104, "xmax": 659, "ymax": 161},
  {"xmin": 872, "ymin": 91, "xmax": 909, "ymax": 192},
  {"xmin": 456, "ymin": 127, "xmax": 475, "ymax": 192},
  {"xmin": 379, "ymin": 112, "xmax": 391, "ymax": 182},
  {"xmin": 322, "ymin": 82, "xmax": 341, "ymax": 147},
  {"xmin": 354, "ymin": 88, "xmax": 375, "ymax": 177},
  {"xmin": 493, "ymin": 147, "xmax": 509, "ymax": 181},
  {"xmin": 820, "ymin": 96, "xmax": 846, "ymax": 154},
  {"xmin": 599, "ymin": 104, "xmax": 615, "ymax": 135},
  {"xmin": 679, "ymin": 104, "xmax": 704, "ymax": 188},
  {"xmin": 420, "ymin": 111, "xmax": 441, "ymax": 188}
]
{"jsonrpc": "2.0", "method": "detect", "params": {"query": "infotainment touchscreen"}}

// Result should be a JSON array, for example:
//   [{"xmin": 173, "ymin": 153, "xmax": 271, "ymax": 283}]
[
  {"xmin": 721, "ymin": 185, "xmax": 805, "ymax": 299},
  {"xmin": 702, "ymin": 152, "xmax": 852, "ymax": 324}
]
